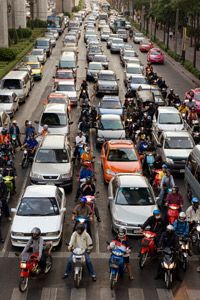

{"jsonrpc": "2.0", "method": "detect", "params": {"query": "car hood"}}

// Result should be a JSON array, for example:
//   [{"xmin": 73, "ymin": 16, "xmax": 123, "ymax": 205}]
[
  {"xmin": 55, "ymin": 90, "xmax": 76, "ymax": 98},
  {"xmin": 31, "ymin": 162, "xmax": 71, "ymax": 176},
  {"xmin": 130, "ymin": 83, "xmax": 149, "ymax": 90},
  {"xmin": 0, "ymin": 103, "xmax": 13, "ymax": 111},
  {"xmin": 98, "ymin": 129, "xmax": 125, "ymax": 139},
  {"xmin": 157, "ymin": 123, "xmax": 184, "ymax": 131},
  {"xmin": 164, "ymin": 148, "xmax": 192, "ymax": 159},
  {"xmin": 113, "ymin": 205, "xmax": 154, "ymax": 225},
  {"xmin": 12, "ymin": 215, "xmax": 61, "ymax": 233},
  {"xmin": 98, "ymin": 80, "xmax": 118, "ymax": 87},
  {"xmin": 106, "ymin": 161, "xmax": 141, "ymax": 173}
]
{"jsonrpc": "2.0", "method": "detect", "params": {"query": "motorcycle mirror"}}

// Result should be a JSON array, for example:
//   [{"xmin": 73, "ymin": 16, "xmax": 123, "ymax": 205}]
[
  {"xmin": 60, "ymin": 208, "xmax": 66, "ymax": 213},
  {"xmin": 34, "ymin": 120, "xmax": 39, "ymax": 124},
  {"xmin": 11, "ymin": 208, "xmax": 17, "ymax": 213}
]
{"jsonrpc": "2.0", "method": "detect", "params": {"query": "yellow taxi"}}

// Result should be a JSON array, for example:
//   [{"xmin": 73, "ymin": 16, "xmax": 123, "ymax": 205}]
[{"xmin": 26, "ymin": 61, "xmax": 43, "ymax": 80}]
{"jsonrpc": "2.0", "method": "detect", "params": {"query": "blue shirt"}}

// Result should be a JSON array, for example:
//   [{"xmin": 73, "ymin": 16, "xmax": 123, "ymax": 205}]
[
  {"xmin": 79, "ymin": 168, "xmax": 93, "ymax": 179},
  {"xmin": 26, "ymin": 138, "xmax": 38, "ymax": 149},
  {"xmin": 173, "ymin": 220, "xmax": 189, "ymax": 236},
  {"xmin": 25, "ymin": 126, "xmax": 35, "ymax": 138}
]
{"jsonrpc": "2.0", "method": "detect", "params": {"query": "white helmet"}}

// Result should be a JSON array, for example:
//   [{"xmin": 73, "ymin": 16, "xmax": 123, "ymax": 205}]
[
  {"xmin": 166, "ymin": 224, "xmax": 174, "ymax": 232},
  {"xmin": 178, "ymin": 212, "xmax": 186, "ymax": 222}
]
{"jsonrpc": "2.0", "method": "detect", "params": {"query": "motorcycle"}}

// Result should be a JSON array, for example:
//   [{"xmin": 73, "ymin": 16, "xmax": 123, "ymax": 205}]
[
  {"xmin": 161, "ymin": 247, "xmax": 176, "ymax": 289},
  {"xmin": 167, "ymin": 203, "xmax": 180, "ymax": 224},
  {"xmin": 18, "ymin": 244, "xmax": 53, "ymax": 292},
  {"xmin": 74, "ymin": 216, "xmax": 91, "ymax": 236},
  {"xmin": 11, "ymin": 134, "xmax": 18, "ymax": 152},
  {"xmin": 178, "ymin": 236, "xmax": 190, "ymax": 271},
  {"xmin": 21, "ymin": 148, "xmax": 34, "ymax": 169},
  {"xmin": 71, "ymin": 248, "xmax": 87, "ymax": 288},
  {"xmin": 139, "ymin": 231, "xmax": 157, "ymax": 269},
  {"xmin": 191, "ymin": 221, "xmax": 200, "ymax": 251},
  {"xmin": 108, "ymin": 244, "xmax": 126, "ymax": 289},
  {"xmin": 3, "ymin": 174, "xmax": 14, "ymax": 202}
]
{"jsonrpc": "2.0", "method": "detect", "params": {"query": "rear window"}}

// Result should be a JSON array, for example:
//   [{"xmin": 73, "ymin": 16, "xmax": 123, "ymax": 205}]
[
  {"xmin": 0, "ymin": 95, "xmax": 12, "ymax": 103},
  {"xmin": 2, "ymin": 79, "xmax": 21, "ymax": 90}
]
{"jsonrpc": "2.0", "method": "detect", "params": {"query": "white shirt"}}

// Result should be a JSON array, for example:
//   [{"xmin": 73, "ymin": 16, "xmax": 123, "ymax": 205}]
[
  {"xmin": 186, "ymin": 206, "xmax": 200, "ymax": 222},
  {"xmin": 68, "ymin": 230, "xmax": 93, "ymax": 251},
  {"xmin": 75, "ymin": 135, "xmax": 86, "ymax": 146}
]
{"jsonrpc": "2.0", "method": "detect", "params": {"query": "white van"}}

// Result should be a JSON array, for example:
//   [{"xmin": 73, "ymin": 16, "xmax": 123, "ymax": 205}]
[
  {"xmin": 37, "ymin": 103, "xmax": 72, "ymax": 135},
  {"xmin": 58, "ymin": 51, "xmax": 77, "ymax": 70},
  {"xmin": 0, "ymin": 70, "xmax": 31, "ymax": 103}
]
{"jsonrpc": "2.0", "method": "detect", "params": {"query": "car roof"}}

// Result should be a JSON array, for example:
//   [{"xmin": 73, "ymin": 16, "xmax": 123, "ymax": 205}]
[
  {"xmin": 130, "ymin": 74, "xmax": 146, "ymax": 79},
  {"xmin": 116, "ymin": 174, "xmax": 148, "ymax": 188},
  {"xmin": 23, "ymin": 185, "xmax": 58, "ymax": 198},
  {"xmin": 158, "ymin": 106, "xmax": 179, "ymax": 113},
  {"xmin": 40, "ymin": 134, "xmax": 68, "ymax": 149},
  {"xmin": 89, "ymin": 62, "xmax": 102, "ymax": 66},
  {"xmin": 43, "ymin": 103, "xmax": 66, "ymax": 113},
  {"xmin": 102, "ymin": 96, "xmax": 120, "ymax": 101},
  {"xmin": 101, "ymin": 114, "xmax": 121, "ymax": 120},
  {"xmin": 126, "ymin": 63, "xmax": 141, "ymax": 67},
  {"xmin": 163, "ymin": 131, "xmax": 192, "ymax": 138},
  {"xmin": 57, "ymin": 80, "xmax": 74, "ymax": 85},
  {"xmin": 99, "ymin": 70, "xmax": 114, "ymax": 75},
  {"xmin": 3, "ymin": 70, "xmax": 29, "ymax": 79}
]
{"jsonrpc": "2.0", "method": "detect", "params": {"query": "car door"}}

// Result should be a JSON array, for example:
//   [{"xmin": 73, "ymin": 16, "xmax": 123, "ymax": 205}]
[
  {"xmin": 57, "ymin": 188, "xmax": 66, "ymax": 231},
  {"xmin": 100, "ymin": 142, "xmax": 108, "ymax": 169},
  {"xmin": 110, "ymin": 178, "xmax": 118, "ymax": 213},
  {"xmin": 157, "ymin": 133, "xmax": 165, "ymax": 160},
  {"xmin": 13, "ymin": 93, "xmax": 19, "ymax": 112}
]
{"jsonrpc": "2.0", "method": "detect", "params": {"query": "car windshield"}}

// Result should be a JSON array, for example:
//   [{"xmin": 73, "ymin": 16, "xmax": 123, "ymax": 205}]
[
  {"xmin": 90, "ymin": 63, "xmax": 102, "ymax": 70},
  {"xmin": 3, "ymin": 79, "xmax": 21, "ymax": 89},
  {"xmin": 124, "ymin": 51, "xmax": 136, "ymax": 57},
  {"xmin": 17, "ymin": 197, "xmax": 59, "ymax": 216},
  {"xmin": 56, "ymin": 71, "xmax": 73, "ymax": 79},
  {"xmin": 194, "ymin": 94, "xmax": 200, "ymax": 101},
  {"xmin": 135, "ymin": 33, "xmax": 143, "ymax": 37},
  {"xmin": 29, "ymin": 63, "xmax": 40, "ymax": 69},
  {"xmin": 89, "ymin": 47, "xmax": 101, "ymax": 53},
  {"xmin": 65, "ymin": 37, "xmax": 76, "ymax": 43},
  {"xmin": 131, "ymin": 77, "xmax": 147, "ymax": 84},
  {"xmin": 151, "ymin": 50, "xmax": 161, "ymax": 55},
  {"xmin": 31, "ymin": 50, "xmax": 43, "ymax": 55},
  {"xmin": 59, "ymin": 61, "xmax": 76, "ymax": 68},
  {"xmin": 41, "ymin": 113, "xmax": 67, "ymax": 126},
  {"xmin": 48, "ymin": 97, "xmax": 66, "ymax": 104},
  {"xmin": 159, "ymin": 113, "xmax": 182, "ymax": 124},
  {"xmin": 101, "ymin": 100, "xmax": 121, "ymax": 109},
  {"xmin": 107, "ymin": 148, "xmax": 137, "ymax": 162},
  {"xmin": 0, "ymin": 95, "xmax": 12, "ymax": 103},
  {"xmin": 99, "ymin": 74, "xmax": 115, "ymax": 81},
  {"xmin": 57, "ymin": 84, "xmax": 75, "ymax": 91},
  {"xmin": 35, "ymin": 148, "xmax": 69, "ymax": 163},
  {"xmin": 112, "ymin": 38, "xmax": 123, "ymax": 44},
  {"xmin": 94, "ymin": 56, "xmax": 107, "ymax": 62},
  {"xmin": 164, "ymin": 137, "xmax": 194, "ymax": 149},
  {"xmin": 127, "ymin": 67, "xmax": 141, "ymax": 73},
  {"xmin": 36, "ymin": 40, "xmax": 49, "ymax": 46},
  {"xmin": 116, "ymin": 187, "xmax": 155, "ymax": 205},
  {"xmin": 100, "ymin": 119, "xmax": 123, "ymax": 130}
]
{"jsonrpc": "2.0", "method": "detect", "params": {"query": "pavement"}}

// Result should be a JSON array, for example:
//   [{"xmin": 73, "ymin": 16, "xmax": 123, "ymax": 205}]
[{"xmin": 1, "ymin": 12, "xmax": 200, "ymax": 300}]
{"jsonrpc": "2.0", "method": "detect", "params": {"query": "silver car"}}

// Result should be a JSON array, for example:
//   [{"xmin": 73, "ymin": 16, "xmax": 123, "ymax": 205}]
[
  {"xmin": 30, "ymin": 134, "xmax": 73, "ymax": 190},
  {"xmin": 108, "ymin": 173, "xmax": 156, "ymax": 235},
  {"xmin": 110, "ymin": 38, "xmax": 124, "ymax": 54},
  {"xmin": 30, "ymin": 48, "xmax": 47, "ymax": 64},
  {"xmin": 96, "ymin": 70, "xmax": 119, "ymax": 96},
  {"xmin": 86, "ymin": 62, "xmax": 103, "ymax": 82},
  {"xmin": 0, "ymin": 90, "xmax": 19, "ymax": 117}
]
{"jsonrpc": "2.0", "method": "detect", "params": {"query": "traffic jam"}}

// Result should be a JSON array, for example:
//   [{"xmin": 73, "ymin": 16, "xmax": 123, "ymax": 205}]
[{"xmin": 0, "ymin": 0, "xmax": 200, "ymax": 294}]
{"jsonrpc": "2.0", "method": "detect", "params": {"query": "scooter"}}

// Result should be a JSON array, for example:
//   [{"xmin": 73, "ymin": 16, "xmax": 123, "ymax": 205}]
[
  {"xmin": 18, "ymin": 244, "xmax": 52, "ymax": 292},
  {"xmin": 178, "ymin": 236, "xmax": 190, "ymax": 271},
  {"xmin": 71, "ymin": 248, "xmax": 86, "ymax": 288},
  {"xmin": 139, "ymin": 231, "xmax": 157, "ymax": 269},
  {"xmin": 161, "ymin": 247, "xmax": 176, "ymax": 289},
  {"xmin": 21, "ymin": 148, "xmax": 34, "ymax": 169},
  {"xmin": 11, "ymin": 134, "xmax": 18, "ymax": 152},
  {"xmin": 108, "ymin": 244, "xmax": 126, "ymax": 289},
  {"xmin": 3, "ymin": 174, "xmax": 14, "ymax": 202},
  {"xmin": 167, "ymin": 204, "xmax": 180, "ymax": 224}
]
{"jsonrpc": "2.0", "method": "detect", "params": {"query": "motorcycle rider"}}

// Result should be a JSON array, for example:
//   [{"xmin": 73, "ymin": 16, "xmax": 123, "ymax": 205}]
[
  {"xmin": 155, "ymin": 225, "xmax": 180, "ymax": 280},
  {"xmin": 81, "ymin": 146, "xmax": 93, "ymax": 163},
  {"xmin": 179, "ymin": 102, "xmax": 189, "ymax": 116},
  {"xmin": 22, "ymin": 134, "xmax": 38, "ymax": 157},
  {"xmin": 3, "ymin": 159, "xmax": 17, "ymax": 194},
  {"xmin": 173, "ymin": 212, "xmax": 189, "ymax": 237},
  {"xmin": 90, "ymin": 106, "xmax": 97, "ymax": 127},
  {"xmin": 9, "ymin": 120, "xmax": 21, "ymax": 147},
  {"xmin": 62, "ymin": 223, "xmax": 96, "ymax": 280},
  {"xmin": 78, "ymin": 116, "xmax": 90, "ymax": 138},
  {"xmin": 0, "ymin": 201, "xmax": 4, "ymax": 243},
  {"xmin": 72, "ymin": 197, "xmax": 93, "ymax": 236},
  {"xmin": 79, "ymin": 161, "xmax": 94, "ymax": 181},
  {"xmin": 25, "ymin": 121, "xmax": 35, "ymax": 141},
  {"xmin": 40, "ymin": 124, "xmax": 49, "ymax": 137},
  {"xmin": 186, "ymin": 197, "xmax": 200, "ymax": 231},
  {"xmin": 165, "ymin": 186, "xmax": 184, "ymax": 208},
  {"xmin": 80, "ymin": 80, "xmax": 89, "ymax": 98},
  {"xmin": 0, "ymin": 174, "xmax": 11, "ymax": 221},
  {"xmin": 173, "ymin": 94, "xmax": 181, "ymax": 107},
  {"xmin": 108, "ymin": 227, "xmax": 133, "ymax": 280},
  {"xmin": 145, "ymin": 102, "xmax": 156, "ymax": 119},
  {"xmin": 159, "ymin": 169, "xmax": 175, "ymax": 203},
  {"xmin": 184, "ymin": 96, "xmax": 196, "ymax": 109},
  {"xmin": 0, "ymin": 128, "xmax": 10, "ymax": 145},
  {"xmin": 187, "ymin": 106, "xmax": 198, "ymax": 126},
  {"xmin": 21, "ymin": 227, "xmax": 47, "ymax": 273},
  {"xmin": 167, "ymin": 89, "xmax": 175, "ymax": 106},
  {"xmin": 141, "ymin": 209, "xmax": 165, "ymax": 246},
  {"xmin": 73, "ymin": 131, "xmax": 86, "ymax": 160}
]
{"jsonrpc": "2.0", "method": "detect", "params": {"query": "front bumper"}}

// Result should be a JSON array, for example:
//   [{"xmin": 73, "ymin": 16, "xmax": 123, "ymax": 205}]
[
  {"xmin": 30, "ymin": 177, "xmax": 72, "ymax": 188},
  {"xmin": 97, "ymin": 88, "xmax": 119, "ymax": 95},
  {"xmin": 32, "ymin": 73, "xmax": 42, "ymax": 80},
  {"xmin": 166, "ymin": 161, "xmax": 186, "ymax": 173},
  {"xmin": 112, "ymin": 222, "xmax": 143, "ymax": 236},
  {"xmin": 11, "ymin": 236, "xmax": 61, "ymax": 247}
]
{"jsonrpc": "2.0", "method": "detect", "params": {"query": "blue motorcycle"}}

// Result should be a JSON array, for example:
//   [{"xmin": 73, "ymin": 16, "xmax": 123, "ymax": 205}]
[{"xmin": 109, "ymin": 245, "xmax": 126, "ymax": 289}]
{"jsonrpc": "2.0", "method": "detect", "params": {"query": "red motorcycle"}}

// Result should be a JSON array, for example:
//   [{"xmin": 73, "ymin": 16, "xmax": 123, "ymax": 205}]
[
  {"xmin": 167, "ymin": 203, "xmax": 180, "ymax": 224},
  {"xmin": 18, "ymin": 245, "xmax": 53, "ymax": 292},
  {"xmin": 139, "ymin": 231, "xmax": 157, "ymax": 269}
]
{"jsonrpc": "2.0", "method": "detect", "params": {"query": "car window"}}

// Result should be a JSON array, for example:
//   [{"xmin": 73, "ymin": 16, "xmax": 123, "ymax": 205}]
[
  {"xmin": 17, "ymin": 197, "xmax": 59, "ymax": 216},
  {"xmin": 100, "ymin": 119, "xmax": 123, "ymax": 130},
  {"xmin": 3, "ymin": 79, "xmax": 21, "ymax": 90},
  {"xmin": 56, "ymin": 189, "xmax": 63, "ymax": 207},
  {"xmin": 112, "ymin": 178, "xmax": 118, "ymax": 198},
  {"xmin": 159, "ymin": 113, "xmax": 182, "ymax": 124},
  {"xmin": 107, "ymin": 148, "xmax": 138, "ymax": 162},
  {"xmin": 116, "ymin": 187, "xmax": 155, "ymax": 205},
  {"xmin": 164, "ymin": 137, "xmax": 194, "ymax": 149},
  {"xmin": 41, "ymin": 113, "xmax": 67, "ymax": 126},
  {"xmin": 104, "ymin": 143, "xmax": 108, "ymax": 155},
  {"xmin": 35, "ymin": 148, "xmax": 69, "ymax": 163},
  {"xmin": 101, "ymin": 100, "xmax": 121, "ymax": 109}
]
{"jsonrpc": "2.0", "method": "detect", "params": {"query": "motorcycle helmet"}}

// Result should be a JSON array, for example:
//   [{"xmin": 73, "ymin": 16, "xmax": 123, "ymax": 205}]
[
  {"xmin": 178, "ymin": 212, "xmax": 186, "ymax": 222},
  {"xmin": 162, "ymin": 164, "xmax": 168, "ymax": 169},
  {"xmin": 192, "ymin": 197, "xmax": 199, "ymax": 204},
  {"xmin": 76, "ymin": 223, "xmax": 85, "ymax": 234},
  {"xmin": 170, "ymin": 89, "xmax": 174, "ymax": 93},
  {"xmin": 166, "ymin": 224, "xmax": 174, "ymax": 232},
  {"xmin": 28, "ymin": 121, "xmax": 32, "ymax": 125},
  {"xmin": 43, "ymin": 124, "xmax": 48, "ymax": 130},
  {"xmin": 13, "ymin": 120, "xmax": 17, "ymax": 124},
  {"xmin": 118, "ymin": 226, "xmax": 127, "ymax": 239},
  {"xmin": 153, "ymin": 209, "xmax": 161, "ymax": 219},
  {"xmin": 80, "ymin": 196, "xmax": 87, "ymax": 204},
  {"xmin": 31, "ymin": 227, "xmax": 41, "ymax": 240}
]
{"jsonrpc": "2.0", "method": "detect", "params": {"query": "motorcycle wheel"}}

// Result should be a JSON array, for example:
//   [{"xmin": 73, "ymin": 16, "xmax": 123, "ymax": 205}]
[
  {"xmin": 44, "ymin": 256, "xmax": 53, "ymax": 274},
  {"xmin": 19, "ymin": 277, "xmax": 29, "ymax": 292},
  {"xmin": 21, "ymin": 158, "xmax": 28, "ymax": 169},
  {"xmin": 110, "ymin": 274, "xmax": 116, "ymax": 290},
  {"xmin": 165, "ymin": 271, "xmax": 171, "ymax": 289},
  {"xmin": 75, "ymin": 273, "xmax": 81, "ymax": 288},
  {"xmin": 139, "ymin": 252, "xmax": 148, "ymax": 269}
]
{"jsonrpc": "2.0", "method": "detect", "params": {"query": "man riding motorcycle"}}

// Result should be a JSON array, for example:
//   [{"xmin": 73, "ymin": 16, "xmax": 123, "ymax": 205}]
[
  {"xmin": 62, "ymin": 223, "xmax": 96, "ymax": 281},
  {"xmin": 186, "ymin": 197, "xmax": 200, "ymax": 231},
  {"xmin": 173, "ymin": 212, "xmax": 189, "ymax": 237},
  {"xmin": 21, "ymin": 227, "xmax": 47, "ymax": 272},
  {"xmin": 81, "ymin": 146, "xmax": 93, "ymax": 163},
  {"xmin": 22, "ymin": 135, "xmax": 38, "ymax": 157},
  {"xmin": 72, "ymin": 197, "xmax": 93, "ymax": 235},
  {"xmin": 165, "ymin": 186, "xmax": 184, "ymax": 208},
  {"xmin": 108, "ymin": 227, "xmax": 133, "ymax": 279},
  {"xmin": 0, "ymin": 128, "xmax": 10, "ymax": 145},
  {"xmin": 80, "ymin": 80, "xmax": 89, "ymax": 99},
  {"xmin": 3, "ymin": 159, "xmax": 17, "ymax": 194},
  {"xmin": 187, "ymin": 106, "xmax": 198, "ymax": 126},
  {"xmin": 0, "ymin": 174, "xmax": 11, "ymax": 221},
  {"xmin": 73, "ymin": 131, "xmax": 86, "ymax": 160},
  {"xmin": 167, "ymin": 89, "xmax": 175, "ymax": 106},
  {"xmin": 79, "ymin": 161, "xmax": 94, "ymax": 181}
]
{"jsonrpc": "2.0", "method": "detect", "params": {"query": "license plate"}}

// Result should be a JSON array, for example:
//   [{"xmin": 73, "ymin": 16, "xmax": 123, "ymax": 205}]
[
  {"xmin": 133, "ymin": 229, "xmax": 141, "ymax": 234},
  {"xmin": 180, "ymin": 169, "xmax": 185, "ymax": 173}
]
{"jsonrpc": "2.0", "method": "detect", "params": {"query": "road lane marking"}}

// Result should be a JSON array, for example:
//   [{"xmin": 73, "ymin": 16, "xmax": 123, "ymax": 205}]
[
  {"xmin": 70, "ymin": 288, "xmax": 86, "ymax": 300},
  {"xmin": 100, "ymin": 287, "xmax": 116, "ymax": 300},
  {"xmin": 128, "ymin": 288, "xmax": 145, "ymax": 300},
  {"xmin": 156, "ymin": 289, "xmax": 174, "ymax": 300},
  {"xmin": 1, "ymin": 167, "xmax": 30, "ymax": 256},
  {"xmin": 41, "ymin": 288, "xmax": 57, "ymax": 300},
  {"xmin": 186, "ymin": 289, "xmax": 200, "ymax": 300},
  {"xmin": 10, "ymin": 288, "xmax": 27, "ymax": 300}
]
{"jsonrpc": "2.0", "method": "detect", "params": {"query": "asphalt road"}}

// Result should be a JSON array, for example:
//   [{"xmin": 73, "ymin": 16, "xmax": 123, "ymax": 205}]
[{"xmin": 1, "ymin": 14, "xmax": 200, "ymax": 300}]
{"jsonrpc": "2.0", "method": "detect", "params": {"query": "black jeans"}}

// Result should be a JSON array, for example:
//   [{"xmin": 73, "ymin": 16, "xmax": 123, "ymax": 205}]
[
  {"xmin": 1, "ymin": 197, "xmax": 10, "ymax": 218},
  {"xmin": 39, "ymin": 251, "xmax": 47, "ymax": 271}
]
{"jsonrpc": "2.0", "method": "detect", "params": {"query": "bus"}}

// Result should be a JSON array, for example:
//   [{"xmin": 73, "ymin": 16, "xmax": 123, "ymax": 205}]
[{"xmin": 47, "ymin": 14, "xmax": 64, "ymax": 35}]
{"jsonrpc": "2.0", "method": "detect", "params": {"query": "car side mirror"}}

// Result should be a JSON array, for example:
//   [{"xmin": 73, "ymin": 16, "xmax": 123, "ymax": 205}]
[
  {"xmin": 69, "ymin": 121, "xmax": 74, "ymax": 125},
  {"xmin": 60, "ymin": 208, "xmax": 66, "ymax": 213},
  {"xmin": 108, "ymin": 196, "xmax": 113, "ymax": 201},
  {"xmin": 11, "ymin": 208, "xmax": 17, "ymax": 213},
  {"xmin": 34, "ymin": 120, "xmax": 39, "ymax": 124}
]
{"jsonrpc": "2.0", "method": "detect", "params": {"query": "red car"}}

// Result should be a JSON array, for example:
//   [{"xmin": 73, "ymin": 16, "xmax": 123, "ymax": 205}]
[
  {"xmin": 184, "ymin": 88, "xmax": 200, "ymax": 114},
  {"xmin": 147, "ymin": 48, "xmax": 164, "ymax": 64},
  {"xmin": 139, "ymin": 40, "xmax": 154, "ymax": 52}
]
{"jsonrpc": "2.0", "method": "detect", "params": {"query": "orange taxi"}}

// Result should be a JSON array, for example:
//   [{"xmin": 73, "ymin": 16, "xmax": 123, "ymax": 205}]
[{"xmin": 101, "ymin": 140, "xmax": 142, "ymax": 183}]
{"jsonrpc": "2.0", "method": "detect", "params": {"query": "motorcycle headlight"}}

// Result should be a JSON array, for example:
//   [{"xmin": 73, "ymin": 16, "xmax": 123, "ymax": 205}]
[
  {"xmin": 166, "ymin": 157, "xmax": 174, "ymax": 164},
  {"xmin": 20, "ymin": 262, "xmax": 27, "ymax": 268},
  {"xmin": 105, "ymin": 169, "xmax": 116, "ymax": 175},
  {"xmin": 168, "ymin": 262, "xmax": 175, "ymax": 269},
  {"xmin": 46, "ymin": 231, "xmax": 60, "ymax": 237},
  {"xmin": 197, "ymin": 225, "xmax": 200, "ymax": 232}
]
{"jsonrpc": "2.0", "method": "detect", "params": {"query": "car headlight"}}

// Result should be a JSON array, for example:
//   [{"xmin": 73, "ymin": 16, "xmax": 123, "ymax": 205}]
[
  {"xmin": 105, "ymin": 169, "xmax": 116, "ymax": 175},
  {"xmin": 46, "ymin": 231, "xmax": 60, "ymax": 237},
  {"xmin": 60, "ymin": 173, "xmax": 71, "ymax": 179},
  {"xmin": 11, "ymin": 231, "xmax": 24, "ymax": 237},
  {"xmin": 166, "ymin": 157, "xmax": 174, "ymax": 164},
  {"xmin": 31, "ymin": 172, "xmax": 42, "ymax": 179},
  {"xmin": 113, "ymin": 219, "xmax": 128, "ymax": 226}
]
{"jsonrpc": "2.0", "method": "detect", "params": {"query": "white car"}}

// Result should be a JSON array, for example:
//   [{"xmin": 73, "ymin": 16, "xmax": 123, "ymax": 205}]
[
  {"xmin": 54, "ymin": 80, "xmax": 78, "ymax": 105},
  {"xmin": 11, "ymin": 185, "xmax": 66, "ymax": 247},
  {"xmin": 124, "ymin": 63, "xmax": 143, "ymax": 86},
  {"xmin": 108, "ymin": 173, "xmax": 156, "ymax": 235},
  {"xmin": 0, "ymin": 90, "xmax": 19, "ymax": 117},
  {"xmin": 30, "ymin": 48, "xmax": 47, "ymax": 64},
  {"xmin": 133, "ymin": 32, "xmax": 144, "ymax": 43}
]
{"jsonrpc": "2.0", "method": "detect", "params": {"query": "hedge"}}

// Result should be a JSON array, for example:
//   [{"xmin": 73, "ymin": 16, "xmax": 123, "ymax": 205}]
[{"xmin": 0, "ymin": 48, "xmax": 17, "ymax": 61}]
